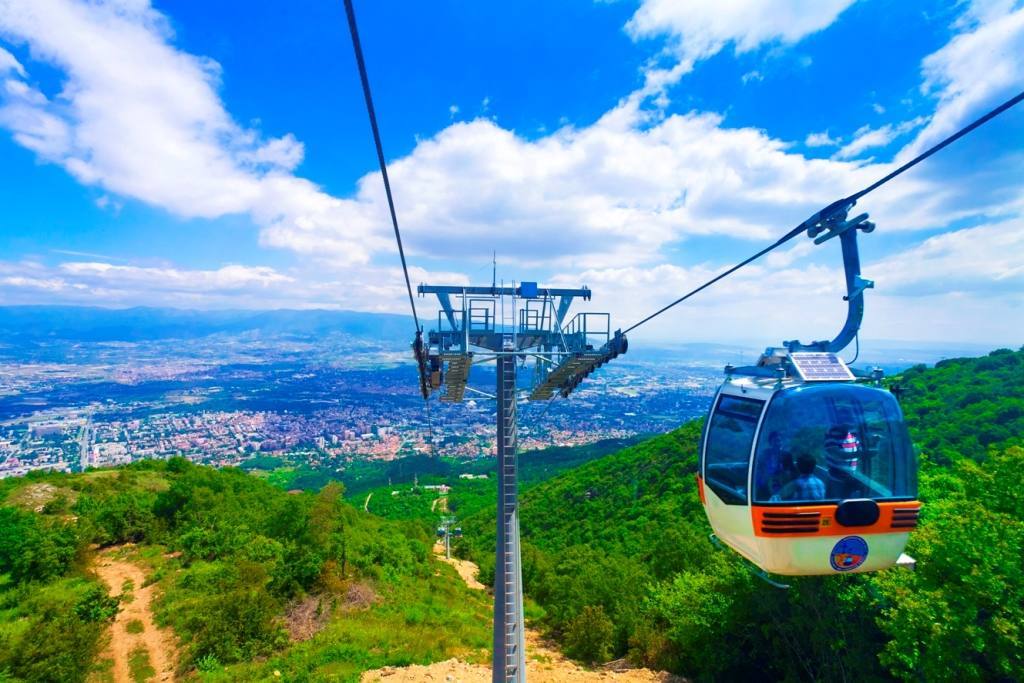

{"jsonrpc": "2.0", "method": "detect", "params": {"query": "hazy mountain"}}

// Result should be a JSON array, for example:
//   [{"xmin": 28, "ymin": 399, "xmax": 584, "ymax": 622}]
[{"xmin": 0, "ymin": 306, "xmax": 415, "ymax": 344}]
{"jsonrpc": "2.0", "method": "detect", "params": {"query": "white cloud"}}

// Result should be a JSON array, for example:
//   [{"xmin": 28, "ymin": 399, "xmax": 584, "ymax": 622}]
[
  {"xmin": 0, "ymin": 257, "xmax": 470, "ymax": 312},
  {"xmin": 0, "ymin": 0, "xmax": 1020, "ymax": 347},
  {"xmin": 238, "ymin": 133, "xmax": 305, "ymax": 171},
  {"xmin": 871, "ymin": 220, "xmax": 1024, "ymax": 296},
  {"xmin": 835, "ymin": 117, "xmax": 927, "ymax": 160},
  {"xmin": 901, "ymin": 1, "xmax": 1024, "ymax": 159},
  {"xmin": 322, "ymin": 108, "xmax": 897, "ymax": 270},
  {"xmin": 542, "ymin": 218, "xmax": 1023, "ymax": 346},
  {"xmin": 58, "ymin": 262, "xmax": 294, "ymax": 292},
  {"xmin": 741, "ymin": 70, "xmax": 763, "ymax": 84},
  {"xmin": 805, "ymin": 130, "xmax": 840, "ymax": 147},
  {"xmin": 626, "ymin": 0, "xmax": 854, "ymax": 70},
  {"xmin": 0, "ymin": 44, "xmax": 23, "ymax": 75},
  {"xmin": 0, "ymin": 0, "xmax": 389, "ymax": 265},
  {"xmin": 1, "ymin": 275, "xmax": 66, "ymax": 292}
]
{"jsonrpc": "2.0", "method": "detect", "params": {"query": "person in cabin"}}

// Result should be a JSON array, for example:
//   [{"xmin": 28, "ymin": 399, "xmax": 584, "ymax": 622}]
[
  {"xmin": 825, "ymin": 423, "xmax": 863, "ymax": 498},
  {"xmin": 771, "ymin": 452, "xmax": 826, "ymax": 502},
  {"xmin": 756, "ymin": 431, "xmax": 794, "ymax": 499}
]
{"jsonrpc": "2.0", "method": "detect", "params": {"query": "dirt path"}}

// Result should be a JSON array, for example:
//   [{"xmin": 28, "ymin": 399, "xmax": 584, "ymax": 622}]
[
  {"xmin": 434, "ymin": 540, "xmax": 486, "ymax": 590},
  {"xmin": 430, "ymin": 495, "xmax": 448, "ymax": 514},
  {"xmin": 364, "ymin": 491, "xmax": 373, "ymax": 512},
  {"xmin": 94, "ymin": 547, "xmax": 177, "ymax": 682},
  {"xmin": 361, "ymin": 545, "xmax": 681, "ymax": 682}
]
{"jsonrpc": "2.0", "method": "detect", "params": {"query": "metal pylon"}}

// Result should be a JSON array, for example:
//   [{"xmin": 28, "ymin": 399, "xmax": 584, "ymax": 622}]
[
  {"xmin": 493, "ymin": 355, "xmax": 525, "ymax": 682},
  {"xmin": 415, "ymin": 281, "xmax": 624, "ymax": 680}
]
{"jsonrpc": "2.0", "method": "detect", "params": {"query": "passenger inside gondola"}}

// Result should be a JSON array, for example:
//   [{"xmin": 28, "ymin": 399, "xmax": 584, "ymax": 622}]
[
  {"xmin": 825, "ymin": 423, "xmax": 865, "ymax": 499},
  {"xmin": 770, "ymin": 452, "xmax": 826, "ymax": 502},
  {"xmin": 754, "ymin": 431, "xmax": 794, "ymax": 500},
  {"xmin": 750, "ymin": 384, "xmax": 917, "ymax": 504}
]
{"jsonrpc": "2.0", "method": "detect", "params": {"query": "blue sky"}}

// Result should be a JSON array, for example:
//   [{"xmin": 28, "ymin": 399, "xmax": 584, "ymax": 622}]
[{"xmin": 0, "ymin": 0, "xmax": 1021, "ymax": 346}]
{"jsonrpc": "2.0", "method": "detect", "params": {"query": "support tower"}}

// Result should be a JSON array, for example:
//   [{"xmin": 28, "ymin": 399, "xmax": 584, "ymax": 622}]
[{"xmin": 415, "ymin": 282, "xmax": 627, "ymax": 682}]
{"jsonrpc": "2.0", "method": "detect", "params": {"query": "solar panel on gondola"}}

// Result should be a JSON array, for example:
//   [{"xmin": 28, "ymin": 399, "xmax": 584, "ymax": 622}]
[{"xmin": 790, "ymin": 352, "xmax": 855, "ymax": 382}]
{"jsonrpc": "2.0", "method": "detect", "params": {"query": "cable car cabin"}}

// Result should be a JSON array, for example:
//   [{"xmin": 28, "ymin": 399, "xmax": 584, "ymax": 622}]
[{"xmin": 697, "ymin": 361, "xmax": 919, "ymax": 576}]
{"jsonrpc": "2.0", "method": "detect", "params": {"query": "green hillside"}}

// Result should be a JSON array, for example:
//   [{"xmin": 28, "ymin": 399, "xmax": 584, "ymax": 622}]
[
  {"xmin": 359, "ymin": 437, "xmax": 644, "ymax": 523},
  {"xmin": 458, "ymin": 347, "xmax": 1024, "ymax": 681},
  {"xmin": 1, "ymin": 349, "xmax": 1021, "ymax": 682},
  {"xmin": 0, "ymin": 461, "xmax": 491, "ymax": 682},
  {"xmin": 240, "ymin": 436, "xmax": 641, "ymax": 499}
]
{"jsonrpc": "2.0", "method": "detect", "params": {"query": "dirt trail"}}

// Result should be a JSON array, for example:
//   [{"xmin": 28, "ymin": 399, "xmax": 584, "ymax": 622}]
[
  {"xmin": 94, "ymin": 547, "xmax": 177, "ymax": 682},
  {"xmin": 434, "ymin": 540, "xmax": 485, "ymax": 590},
  {"xmin": 361, "ymin": 545, "xmax": 681, "ymax": 682}
]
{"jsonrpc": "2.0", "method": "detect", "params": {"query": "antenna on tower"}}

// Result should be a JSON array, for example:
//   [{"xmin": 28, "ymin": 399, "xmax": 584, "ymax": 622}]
[{"xmin": 492, "ymin": 251, "xmax": 497, "ymax": 291}]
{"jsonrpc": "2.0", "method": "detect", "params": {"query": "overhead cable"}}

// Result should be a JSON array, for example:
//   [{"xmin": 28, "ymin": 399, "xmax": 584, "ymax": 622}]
[
  {"xmin": 343, "ymin": 0, "xmax": 421, "ymax": 333},
  {"xmin": 624, "ymin": 88, "xmax": 1024, "ymax": 334}
]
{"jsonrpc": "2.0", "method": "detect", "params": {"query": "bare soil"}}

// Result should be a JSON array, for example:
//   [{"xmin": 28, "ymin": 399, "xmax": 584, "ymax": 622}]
[
  {"xmin": 93, "ymin": 547, "xmax": 177, "ymax": 682},
  {"xmin": 361, "ymin": 545, "xmax": 683, "ymax": 682},
  {"xmin": 7, "ymin": 482, "xmax": 78, "ymax": 512}
]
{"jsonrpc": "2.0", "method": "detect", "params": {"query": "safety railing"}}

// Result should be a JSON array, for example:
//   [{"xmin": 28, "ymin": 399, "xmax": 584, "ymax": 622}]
[{"xmin": 563, "ymin": 312, "xmax": 610, "ymax": 352}]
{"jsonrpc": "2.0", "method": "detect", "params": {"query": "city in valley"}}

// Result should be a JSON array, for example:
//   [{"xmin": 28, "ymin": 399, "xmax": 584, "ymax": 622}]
[
  {"xmin": 2, "ymin": 307, "xmax": 966, "ymax": 482},
  {"xmin": 0, "ymin": 329, "xmax": 722, "ymax": 479}
]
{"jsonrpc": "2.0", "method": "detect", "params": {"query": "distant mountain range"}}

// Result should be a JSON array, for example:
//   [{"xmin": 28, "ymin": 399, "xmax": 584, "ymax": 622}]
[
  {"xmin": 0, "ymin": 306, "xmax": 415, "ymax": 344},
  {"xmin": 0, "ymin": 305, "xmax": 1001, "ymax": 369}
]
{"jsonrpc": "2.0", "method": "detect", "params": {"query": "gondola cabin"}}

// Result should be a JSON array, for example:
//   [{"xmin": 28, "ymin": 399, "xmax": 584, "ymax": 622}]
[{"xmin": 697, "ymin": 351, "xmax": 919, "ymax": 575}]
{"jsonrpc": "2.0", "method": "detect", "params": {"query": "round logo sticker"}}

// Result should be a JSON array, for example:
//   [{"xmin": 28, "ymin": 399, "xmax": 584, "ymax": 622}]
[{"xmin": 830, "ymin": 536, "xmax": 869, "ymax": 572}]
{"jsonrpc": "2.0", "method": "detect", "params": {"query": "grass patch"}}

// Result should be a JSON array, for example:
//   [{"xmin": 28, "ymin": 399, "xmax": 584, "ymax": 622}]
[
  {"xmin": 128, "ymin": 646, "xmax": 156, "ymax": 682},
  {"xmin": 90, "ymin": 656, "xmax": 116, "ymax": 683},
  {"xmin": 212, "ymin": 562, "xmax": 492, "ymax": 682},
  {"xmin": 126, "ymin": 619, "xmax": 145, "ymax": 634}
]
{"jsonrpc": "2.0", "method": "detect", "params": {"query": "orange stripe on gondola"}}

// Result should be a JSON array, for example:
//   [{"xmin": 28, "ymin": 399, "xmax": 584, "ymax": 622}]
[
  {"xmin": 695, "ymin": 474, "xmax": 706, "ymax": 505},
  {"xmin": 751, "ymin": 501, "xmax": 921, "ymax": 537}
]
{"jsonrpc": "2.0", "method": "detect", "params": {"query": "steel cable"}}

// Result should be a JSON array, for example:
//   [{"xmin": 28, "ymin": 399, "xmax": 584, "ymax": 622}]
[
  {"xmin": 343, "ymin": 0, "xmax": 421, "ymax": 333},
  {"xmin": 624, "ymin": 88, "xmax": 1024, "ymax": 334}
]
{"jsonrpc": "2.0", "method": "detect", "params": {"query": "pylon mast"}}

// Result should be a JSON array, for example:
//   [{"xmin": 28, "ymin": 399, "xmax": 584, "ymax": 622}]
[{"xmin": 415, "ymin": 281, "xmax": 627, "ymax": 682}]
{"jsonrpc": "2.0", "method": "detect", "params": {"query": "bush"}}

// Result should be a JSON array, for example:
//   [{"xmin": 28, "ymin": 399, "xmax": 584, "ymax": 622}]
[{"xmin": 564, "ymin": 605, "xmax": 614, "ymax": 664}]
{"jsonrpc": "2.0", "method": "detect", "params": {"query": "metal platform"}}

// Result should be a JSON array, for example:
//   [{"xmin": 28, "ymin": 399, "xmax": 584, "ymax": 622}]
[
  {"xmin": 528, "ymin": 352, "xmax": 607, "ymax": 400},
  {"xmin": 440, "ymin": 353, "xmax": 472, "ymax": 402}
]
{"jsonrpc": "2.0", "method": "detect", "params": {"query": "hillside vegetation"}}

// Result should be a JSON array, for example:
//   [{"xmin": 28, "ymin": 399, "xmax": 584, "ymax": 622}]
[
  {"xmin": 240, "ymin": 436, "xmax": 642, "ymax": 499},
  {"xmin": 356, "ymin": 437, "xmax": 642, "ymax": 523},
  {"xmin": 0, "ymin": 461, "xmax": 491, "ymax": 682},
  {"xmin": 457, "ymin": 347, "xmax": 1024, "ymax": 681},
  {"xmin": 1, "ymin": 348, "xmax": 1021, "ymax": 681}
]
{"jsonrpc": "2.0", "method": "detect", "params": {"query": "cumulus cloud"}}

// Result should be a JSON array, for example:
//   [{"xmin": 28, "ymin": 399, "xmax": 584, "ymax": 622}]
[
  {"xmin": 0, "ymin": 258, "xmax": 469, "ymax": 311},
  {"xmin": 872, "ymin": 220, "xmax": 1024, "ymax": 296},
  {"xmin": 0, "ymin": 0, "xmax": 888, "ymax": 276},
  {"xmin": 545, "ymin": 217, "xmax": 1023, "ymax": 346},
  {"xmin": 835, "ymin": 117, "xmax": 928, "ymax": 160},
  {"xmin": 0, "ymin": 0, "xmax": 1020, "ymax": 345},
  {"xmin": 0, "ymin": 0, "xmax": 390, "ymax": 265},
  {"xmin": 901, "ymin": 0, "xmax": 1024, "ymax": 159},
  {"xmin": 0, "ymin": 44, "xmax": 23, "ymax": 75},
  {"xmin": 626, "ymin": 0, "xmax": 854, "ymax": 70},
  {"xmin": 805, "ymin": 130, "xmax": 840, "ymax": 147}
]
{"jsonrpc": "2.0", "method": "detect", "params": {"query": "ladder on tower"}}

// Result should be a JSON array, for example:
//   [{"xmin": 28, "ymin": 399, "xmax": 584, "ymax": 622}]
[{"xmin": 495, "ymin": 355, "xmax": 525, "ymax": 682}]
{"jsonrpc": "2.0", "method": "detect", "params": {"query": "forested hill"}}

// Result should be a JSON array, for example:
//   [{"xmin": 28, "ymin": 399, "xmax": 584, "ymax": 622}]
[
  {"xmin": 0, "ymin": 461, "xmax": 491, "ymax": 681},
  {"xmin": 458, "ymin": 347, "xmax": 1024, "ymax": 681},
  {"xmin": 894, "ymin": 347, "xmax": 1023, "ymax": 463}
]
